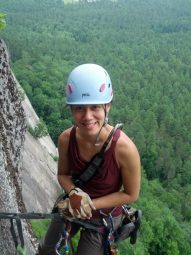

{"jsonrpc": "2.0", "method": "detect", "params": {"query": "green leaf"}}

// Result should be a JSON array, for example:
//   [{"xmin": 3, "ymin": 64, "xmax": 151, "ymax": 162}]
[{"xmin": 16, "ymin": 245, "xmax": 27, "ymax": 255}]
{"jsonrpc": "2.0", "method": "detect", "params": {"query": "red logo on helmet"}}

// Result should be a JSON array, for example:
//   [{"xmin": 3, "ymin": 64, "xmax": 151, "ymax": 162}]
[{"xmin": 68, "ymin": 84, "xmax": 72, "ymax": 93}]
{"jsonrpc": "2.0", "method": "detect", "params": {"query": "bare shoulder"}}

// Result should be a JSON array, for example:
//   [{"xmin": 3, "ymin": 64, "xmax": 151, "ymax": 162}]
[
  {"xmin": 117, "ymin": 130, "xmax": 139, "ymax": 154},
  {"xmin": 58, "ymin": 127, "xmax": 73, "ymax": 150},
  {"xmin": 116, "ymin": 130, "xmax": 140, "ymax": 167},
  {"xmin": 116, "ymin": 131, "xmax": 141, "ymax": 202}
]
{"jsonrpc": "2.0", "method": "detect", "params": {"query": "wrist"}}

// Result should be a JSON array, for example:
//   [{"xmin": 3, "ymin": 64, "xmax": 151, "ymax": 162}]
[
  {"xmin": 66, "ymin": 184, "xmax": 76, "ymax": 194},
  {"xmin": 68, "ymin": 187, "xmax": 78, "ymax": 195}
]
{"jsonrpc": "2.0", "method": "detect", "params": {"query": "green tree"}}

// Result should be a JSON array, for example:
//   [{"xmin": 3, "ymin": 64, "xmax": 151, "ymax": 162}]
[{"xmin": 0, "ymin": 13, "xmax": 6, "ymax": 30}]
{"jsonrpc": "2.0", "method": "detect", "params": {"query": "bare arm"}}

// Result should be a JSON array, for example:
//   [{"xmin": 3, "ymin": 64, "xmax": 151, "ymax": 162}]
[
  {"xmin": 57, "ymin": 128, "xmax": 75, "ymax": 193},
  {"xmin": 92, "ymin": 132, "xmax": 141, "ymax": 209}
]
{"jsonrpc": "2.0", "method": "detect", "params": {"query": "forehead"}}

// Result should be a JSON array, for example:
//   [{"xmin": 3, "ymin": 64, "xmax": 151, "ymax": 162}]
[{"xmin": 71, "ymin": 104, "xmax": 102, "ymax": 107}]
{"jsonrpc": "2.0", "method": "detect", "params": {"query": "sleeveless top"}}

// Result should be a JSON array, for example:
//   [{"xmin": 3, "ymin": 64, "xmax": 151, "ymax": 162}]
[{"xmin": 68, "ymin": 126, "xmax": 123, "ymax": 217}]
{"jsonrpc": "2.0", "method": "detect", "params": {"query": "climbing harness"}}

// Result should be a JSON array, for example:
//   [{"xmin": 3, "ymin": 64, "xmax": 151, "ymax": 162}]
[
  {"xmin": 115, "ymin": 205, "xmax": 142, "ymax": 244},
  {"xmin": 98, "ymin": 205, "xmax": 142, "ymax": 255},
  {"xmin": 0, "ymin": 204, "xmax": 142, "ymax": 255}
]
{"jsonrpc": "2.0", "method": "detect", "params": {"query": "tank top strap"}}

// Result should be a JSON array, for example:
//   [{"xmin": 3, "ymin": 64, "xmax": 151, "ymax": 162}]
[
  {"xmin": 108, "ymin": 129, "xmax": 120, "ymax": 150},
  {"xmin": 68, "ymin": 126, "xmax": 77, "ymax": 154},
  {"xmin": 70, "ymin": 125, "xmax": 76, "ymax": 137},
  {"xmin": 112, "ymin": 128, "xmax": 121, "ymax": 142}
]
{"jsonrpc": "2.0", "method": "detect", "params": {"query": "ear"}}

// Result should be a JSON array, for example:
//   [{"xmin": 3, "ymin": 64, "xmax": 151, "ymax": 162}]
[
  {"xmin": 106, "ymin": 103, "xmax": 111, "ymax": 112},
  {"xmin": 104, "ymin": 103, "xmax": 111, "ymax": 125}
]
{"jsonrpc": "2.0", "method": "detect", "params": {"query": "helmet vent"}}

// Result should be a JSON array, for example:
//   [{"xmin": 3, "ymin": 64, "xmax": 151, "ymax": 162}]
[
  {"xmin": 68, "ymin": 84, "xmax": 73, "ymax": 93},
  {"xmin": 99, "ymin": 83, "xmax": 105, "ymax": 92}
]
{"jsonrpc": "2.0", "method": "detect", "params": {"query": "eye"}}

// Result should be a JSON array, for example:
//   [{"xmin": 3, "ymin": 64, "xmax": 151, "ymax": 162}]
[
  {"xmin": 91, "ymin": 105, "xmax": 102, "ymax": 111},
  {"xmin": 71, "ymin": 106, "xmax": 84, "ymax": 112}
]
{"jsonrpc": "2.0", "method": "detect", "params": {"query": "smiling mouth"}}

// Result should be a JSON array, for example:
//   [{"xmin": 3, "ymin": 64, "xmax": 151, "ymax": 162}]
[{"xmin": 82, "ymin": 122, "xmax": 97, "ymax": 128}]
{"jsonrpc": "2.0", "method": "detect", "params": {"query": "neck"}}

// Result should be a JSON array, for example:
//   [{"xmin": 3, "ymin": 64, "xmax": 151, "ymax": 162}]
[
  {"xmin": 94, "ymin": 124, "xmax": 105, "ymax": 146},
  {"xmin": 76, "ymin": 124, "xmax": 110, "ymax": 147}
]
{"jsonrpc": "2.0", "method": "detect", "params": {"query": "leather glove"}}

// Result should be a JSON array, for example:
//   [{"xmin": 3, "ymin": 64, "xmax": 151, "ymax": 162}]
[{"xmin": 68, "ymin": 188, "xmax": 95, "ymax": 219}]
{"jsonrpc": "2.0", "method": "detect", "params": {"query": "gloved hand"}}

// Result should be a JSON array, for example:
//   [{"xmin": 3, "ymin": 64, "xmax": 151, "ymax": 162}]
[{"xmin": 68, "ymin": 188, "xmax": 95, "ymax": 219}]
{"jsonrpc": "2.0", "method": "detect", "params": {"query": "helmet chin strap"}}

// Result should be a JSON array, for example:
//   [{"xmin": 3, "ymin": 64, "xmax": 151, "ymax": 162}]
[{"xmin": 94, "ymin": 111, "xmax": 108, "ymax": 146}]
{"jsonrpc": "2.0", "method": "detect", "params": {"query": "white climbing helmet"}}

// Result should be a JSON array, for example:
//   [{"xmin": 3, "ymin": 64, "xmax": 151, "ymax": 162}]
[{"xmin": 66, "ymin": 63, "xmax": 113, "ymax": 105}]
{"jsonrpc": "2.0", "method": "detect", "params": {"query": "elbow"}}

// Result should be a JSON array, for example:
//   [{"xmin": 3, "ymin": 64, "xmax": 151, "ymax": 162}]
[
  {"xmin": 131, "ymin": 193, "xmax": 139, "ymax": 203},
  {"xmin": 124, "ymin": 190, "xmax": 140, "ymax": 204}
]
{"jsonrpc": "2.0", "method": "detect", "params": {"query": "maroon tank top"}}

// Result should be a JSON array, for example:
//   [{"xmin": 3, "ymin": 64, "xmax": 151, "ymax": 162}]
[
  {"xmin": 67, "ymin": 127, "xmax": 123, "ymax": 218},
  {"xmin": 68, "ymin": 126, "xmax": 122, "ymax": 199}
]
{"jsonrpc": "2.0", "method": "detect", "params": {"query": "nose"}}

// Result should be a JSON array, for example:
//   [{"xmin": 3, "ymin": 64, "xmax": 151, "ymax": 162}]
[{"xmin": 83, "ymin": 107, "xmax": 93, "ymax": 119}]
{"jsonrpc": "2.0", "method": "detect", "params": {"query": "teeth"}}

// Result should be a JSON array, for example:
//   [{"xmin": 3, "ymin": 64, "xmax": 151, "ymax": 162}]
[
  {"xmin": 82, "ymin": 122, "xmax": 96, "ymax": 127},
  {"xmin": 83, "ymin": 122, "xmax": 94, "ymax": 125}
]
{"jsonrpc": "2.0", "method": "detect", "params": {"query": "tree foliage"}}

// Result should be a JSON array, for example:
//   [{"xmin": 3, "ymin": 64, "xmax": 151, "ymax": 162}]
[
  {"xmin": 0, "ymin": 13, "xmax": 6, "ymax": 30},
  {"xmin": 28, "ymin": 118, "xmax": 49, "ymax": 138}
]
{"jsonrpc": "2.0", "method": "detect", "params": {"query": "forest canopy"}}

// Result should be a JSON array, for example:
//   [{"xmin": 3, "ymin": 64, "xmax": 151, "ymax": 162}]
[{"xmin": 1, "ymin": 0, "xmax": 191, "ymax": 254}]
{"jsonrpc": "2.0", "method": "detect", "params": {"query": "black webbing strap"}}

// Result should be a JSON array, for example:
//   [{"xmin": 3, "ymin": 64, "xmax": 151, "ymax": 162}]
[
  {"xmin": 73, "ymin": 219, "xmax": 105, "ymax": 233},
  {"xmin": 10, "ymin": 216, "xmax": 24, "ymax": 249},
  {"xmin": 0, "ymin": 211, "xmax": 60, "ymax": 251},
  {"xmin": 72, "ymin": 123, "xmax": 123, "ymax": 187},
  {"xmin": 0, "ymin": 212, "xmax": 61, "ymax": 220},
  {"xmin": 10, "ymin": 218, "xmax": 19, "ymax": 248},
  {"xmin": 0, "ymin": 212, "xmax": 105, "ymax": 234},
  {"xmin": 73, "ymin": 152, "xmax": 104, "ymax": 187}
]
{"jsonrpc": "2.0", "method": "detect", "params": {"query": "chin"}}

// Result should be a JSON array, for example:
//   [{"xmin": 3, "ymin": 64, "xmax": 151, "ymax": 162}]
[{"xmin": 82, "ymin": 123, "xmax": 101, "ymax": 134}]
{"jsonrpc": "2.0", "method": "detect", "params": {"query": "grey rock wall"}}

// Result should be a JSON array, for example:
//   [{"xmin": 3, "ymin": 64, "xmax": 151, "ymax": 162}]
[
  {"xmin": 0, "ymin": 39, "xmax": 61, "ymax": 254},
  {"xmin": 21, "ymin": 99, "xmax": 61, "ymax": 213},
  {"xmin": 0, "ymin": 38, "xmax": 29, "ymax": 254}
]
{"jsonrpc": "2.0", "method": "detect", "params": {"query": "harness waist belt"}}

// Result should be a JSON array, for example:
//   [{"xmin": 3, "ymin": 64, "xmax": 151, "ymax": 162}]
[{"xmin": 92, "ymin": 206, "xmax": 123, "ymax": 219}]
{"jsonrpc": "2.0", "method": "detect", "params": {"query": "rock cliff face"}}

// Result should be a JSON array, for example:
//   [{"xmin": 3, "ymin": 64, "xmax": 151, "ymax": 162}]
[
  {"xmin": 0, "ymin": 39, "xmax": 60, "ymax": 254},
  {"xmin": 21, "ymin": 85, "xmax": 61, "ymax": 214}
]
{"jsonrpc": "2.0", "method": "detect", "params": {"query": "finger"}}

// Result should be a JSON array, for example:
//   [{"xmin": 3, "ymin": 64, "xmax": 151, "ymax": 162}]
[
  {"xmin": 90, "ymin": 203, "xmax": 96, "ymax": 210},
  {"xmin": 82, "ymin": 196, "xmax": 96, "ymax": 209},
  {"xmin": 57, "ymin": 200, "xmax": 67, "ymax": 209},
  {"xmin": 79, "ymin": 207, "xmax": 87, "ymax": 218},
  {"xmin": 87, "ymin": 198, "xmax": 96, "ymax": 210},
  {"xmin": 74, "ymin": 209, "xmax": 82, "ymax": 218},
  {"xmin": 82, "ymin": 204, "xmax": 92, "ymax": 218},
  {"xmin": 68, "ymin": 205, "xmax": 76, "ymax": 217}
]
